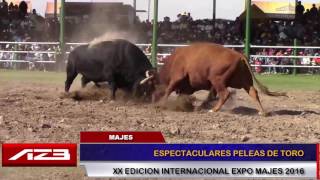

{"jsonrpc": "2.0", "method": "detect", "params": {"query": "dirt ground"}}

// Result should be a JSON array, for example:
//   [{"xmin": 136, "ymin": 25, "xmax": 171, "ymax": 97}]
[{"xmin": 0, "ymin": 81, "xmax": 319, "ymax": 180}]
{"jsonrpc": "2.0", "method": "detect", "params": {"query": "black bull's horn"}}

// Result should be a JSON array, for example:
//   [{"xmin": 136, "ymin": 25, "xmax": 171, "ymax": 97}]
[{"xmin": 140, "ymin": 70, "xmax": 154, "ymax": 85}]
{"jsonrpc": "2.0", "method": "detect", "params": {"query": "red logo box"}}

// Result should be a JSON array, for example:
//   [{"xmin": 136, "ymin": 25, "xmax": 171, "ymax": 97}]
[
  {"xmin": 317, "ymin": 144, "xmax": 319, "ymax": 179},
  {"xmin": 2, "ymin": 144, "xmax": 77, "ymax": 166}
]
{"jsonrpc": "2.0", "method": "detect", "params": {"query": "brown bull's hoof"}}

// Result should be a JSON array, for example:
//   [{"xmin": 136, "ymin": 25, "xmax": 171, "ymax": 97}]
[
  {"xmin": 195, "ymin": 106, "xmax": 202, "ymax": 112},
  {"xmin": 153, "ymin": 100, "xmax": 166, "ymax": 109},
  {"xmin": 259, "ymin": 111, "xmax": 270, "ymax": 117},
  {"xmin": 209, "ymin": 107, "xmax": 220, "ymax": 113}
]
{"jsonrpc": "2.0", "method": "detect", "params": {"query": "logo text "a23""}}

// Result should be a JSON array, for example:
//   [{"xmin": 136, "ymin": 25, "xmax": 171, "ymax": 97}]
[
  {"xmin": 9, "ymin": 149, "xmax": 70, "ymax": 161},
  {"xmin": 2, "ymin": 144, "xmax": 77, "ymax": 166}
]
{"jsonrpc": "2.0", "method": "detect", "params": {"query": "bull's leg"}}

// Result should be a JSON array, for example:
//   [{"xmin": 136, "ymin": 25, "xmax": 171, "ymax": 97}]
[
  {"xmin": 65, "ymin": 72, "xmax": 78, "ymax": 92},
  {"xmin": 81, "ymin": 76, "xmax": 90, "ymax": 88},
  {"xmin": 208, "ymin": 79, "xmax": 230, "ymax": 112},
  {"xmin": 159, "ymin": 75, "xmax": 185, "ymax": 106},
  {"xmin": 163, "ymin": 79, "xmax": 181, "ymax": 100},
  {"xmin": 212, "ymin": 88, "xmax": 230, "ymax": 112},
  {"xmin": 110, "ymin": 81, "xmax": 118, "ymax": 100},
  {"xmin": 102, "ymin": 70, "xmax": 117, "ymax": 100},
  {"xmin": 199, "ymin": 89, "xmax": 217, "ymax": 109},
  {"xmin": 132, "ymin": 80, "xmax": 142, "ymax": 98},
  {"xmin": 244, "ymin": 86, "xmax": 266, "ymax": 116}
]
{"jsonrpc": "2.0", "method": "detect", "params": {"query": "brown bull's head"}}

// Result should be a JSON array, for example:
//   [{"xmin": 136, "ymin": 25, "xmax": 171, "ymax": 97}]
[{"xmin": 138, "ymin": 55, "xmax": 173, "ymax": 102}]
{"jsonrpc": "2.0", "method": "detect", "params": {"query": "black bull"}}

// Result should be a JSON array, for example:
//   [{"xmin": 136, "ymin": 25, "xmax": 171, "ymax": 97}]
[{"xmin": 65, "ymin": 39, "xmax": 156, "ymax": 99}]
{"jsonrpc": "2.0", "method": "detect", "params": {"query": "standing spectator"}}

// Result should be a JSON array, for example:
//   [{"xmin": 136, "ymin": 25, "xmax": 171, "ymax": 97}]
[
  {"xmin": 18, "ymin": 1, "xmax": 27, "ymax": 19},
  {"xmin": 258, "ymin": 48, "xmax": 268, "ymax": 73},
  {"xmin": 300, "ymin": 51, "xmax": 310, "ymax": 73},
  {"xmin": 254, "ymin": 56, "xmax": 263, "ymax": 74},
  {"xmin": 265, "ymin": 49, "xmax": 275, "ymax": 74},
  {"xmin": 0, "ymin": 45, "xmax": 3, "ymax": 68},
  {"xmin": 0, "ymin": 0, "xmax": 8, "ymax": 17},
  {"xmin": 295, "ymin": 1, "xmax": 305, "ymax": 22},
  {"xmin": 314, "ymin": 53, "xmax": 320, "ymax": 65},
  {"xmin": 281, "ymin": 51, "xmax": 291, "ymax": 74},
  {"xmin": 3, "ymin": 44, "xmax": 13, "ymax": 68},
  {"xmin": 273, "ymin": 50, "xmax": 284, "ymax": 74},
  {"xmin": 310, "ymin": 4, "xmax": 318, "ymax": 20},
  {"xmin": 311, "ymin": 53, "xmax": 320, "ymax": 74}
]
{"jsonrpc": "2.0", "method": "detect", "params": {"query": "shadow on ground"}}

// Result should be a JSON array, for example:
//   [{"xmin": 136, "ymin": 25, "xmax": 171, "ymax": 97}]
[
  {"xmin": 230, "ymin": 106, "xmax": 320, "ymax": 116},
  {"xmin": 272, "ymin": 110, "xmax": 320, "ymax": 116}
]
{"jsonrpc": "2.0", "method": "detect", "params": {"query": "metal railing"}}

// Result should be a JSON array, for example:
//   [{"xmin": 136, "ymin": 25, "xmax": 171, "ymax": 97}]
[{"xmin": 1, "ymin": 41, "xmax": 320, "ymax": 70}]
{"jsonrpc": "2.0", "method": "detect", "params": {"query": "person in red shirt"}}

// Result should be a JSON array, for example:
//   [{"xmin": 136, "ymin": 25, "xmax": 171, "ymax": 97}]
[
  {"xmin": 314, "ymin": 53, "xmax": 320, "ymax": 65},
  {"xmin": 254, "ymin": 58, "xmax": 262, "ymax": 74}
]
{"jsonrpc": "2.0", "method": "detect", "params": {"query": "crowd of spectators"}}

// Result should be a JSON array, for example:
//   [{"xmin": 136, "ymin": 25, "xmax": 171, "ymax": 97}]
[
  {"xmin": 139, "ymin": 14, "xmax": 242, "ymax": 45},
  {"xmin": 140, "ymin": 2, "xmax": 320, "ymax": 46},
  {"xmin": 1, "ymin": 0, "xmax": 320, "ymax": 45},
  {"xmin": 0, "ymin": 0, "xmax": 320, "ymax": 73},
  {"xmin": 0, "ymin": 0, "xmax": 59, "ymax": 70},
  {"xmin": 0, "ymin": 43, "xmax": 58, "ymax": 70},
  {"xmin": 252, "ymin": 48, "xmax": 320, "ymax": 74},
  {"xmin": 0, "ymin": 0, "xmax": 59, "ymax": 42},
  {"xmin": 142, "ymin": 2, "xmax": 320, "ymax": 74}
]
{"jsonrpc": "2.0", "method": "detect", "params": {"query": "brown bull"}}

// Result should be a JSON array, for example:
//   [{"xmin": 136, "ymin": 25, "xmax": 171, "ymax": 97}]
[{"xmin": 151, "ymin": 43, "xmax": 287, "ymax": 115}]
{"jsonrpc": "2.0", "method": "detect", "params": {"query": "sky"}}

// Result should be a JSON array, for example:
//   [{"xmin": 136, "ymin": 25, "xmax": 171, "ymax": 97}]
[
  {"xmin": 9, "ymin": 0, "xmax": 320, "ymax": 20},
  {"xmin": 130, "ymin": 0, "xmax": 320, "ymax": 20},
  {"xmin": 65, "ymin": 0, "xmax": 246, "ymax": 20}
]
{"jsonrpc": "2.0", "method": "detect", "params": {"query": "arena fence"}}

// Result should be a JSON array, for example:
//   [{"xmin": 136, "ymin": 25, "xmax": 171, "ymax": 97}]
[{"xmin": 1, "ymin": 41, "xmax": 320, "ymax": 72}]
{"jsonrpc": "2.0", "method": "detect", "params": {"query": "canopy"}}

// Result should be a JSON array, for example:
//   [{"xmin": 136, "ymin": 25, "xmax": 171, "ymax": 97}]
[{"xmin": 239, "ymin": 4, "xmax": 267, "ymax": 20}]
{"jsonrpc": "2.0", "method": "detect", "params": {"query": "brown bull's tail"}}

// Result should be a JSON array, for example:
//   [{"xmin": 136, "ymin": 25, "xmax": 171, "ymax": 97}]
[{"xmin": 241, "ymin": 55, "xmax": 288, "ymax": 97}]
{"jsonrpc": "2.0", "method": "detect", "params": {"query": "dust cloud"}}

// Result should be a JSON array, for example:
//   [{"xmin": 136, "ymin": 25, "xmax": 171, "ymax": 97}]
[
  {"xmin": 88, "ymin": 31, "xmax": 140, "ymax": 48},
  {"xmin": 68, "ymin": 3, "xmax": 142, "ymax": 44}
]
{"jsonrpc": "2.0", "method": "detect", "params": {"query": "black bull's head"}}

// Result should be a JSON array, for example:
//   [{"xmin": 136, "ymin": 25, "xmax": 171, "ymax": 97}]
[
  {"xmin": 137, "ymin": 69, "xmax": 168, "ymax": 103},
  {"xmin": 133, "ymin": 69, "xmax": 159, "ymax": 101}
]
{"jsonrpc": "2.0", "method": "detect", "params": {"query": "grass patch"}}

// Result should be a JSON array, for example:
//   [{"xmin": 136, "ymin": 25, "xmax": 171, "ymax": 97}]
[
  {"xmin": 0, "ymin": 69, "xmax": 319, "ymax": 91},
  {"xmin": 256, "ymin": 74, "xmax": 320, "ymax": 91},
  {"xmin": 0, "ymin": 69, "xmax": 66, "ymax": 84}
]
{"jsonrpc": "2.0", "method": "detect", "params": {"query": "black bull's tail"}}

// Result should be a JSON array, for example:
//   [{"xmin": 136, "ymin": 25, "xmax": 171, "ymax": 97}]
[{"xmin": 241, "ymin": 55, "xmax": 288, "ymax": 97}]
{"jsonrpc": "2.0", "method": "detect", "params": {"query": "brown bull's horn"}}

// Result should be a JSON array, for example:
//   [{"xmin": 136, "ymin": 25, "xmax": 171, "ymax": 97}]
[{"xmin": 139, "ymin": 75, "xmax": 154, "ymax": 85}]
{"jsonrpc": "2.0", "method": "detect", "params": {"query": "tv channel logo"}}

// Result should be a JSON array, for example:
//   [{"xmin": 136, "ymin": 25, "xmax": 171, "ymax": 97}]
[{"xmin": 2, "ymin": 143, "xmax": 77, "ymax": 166}]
